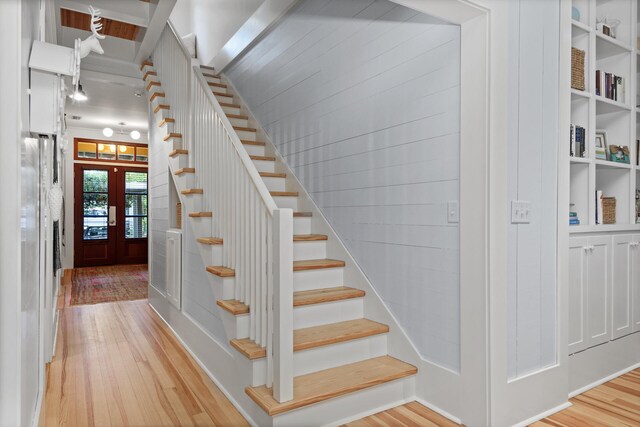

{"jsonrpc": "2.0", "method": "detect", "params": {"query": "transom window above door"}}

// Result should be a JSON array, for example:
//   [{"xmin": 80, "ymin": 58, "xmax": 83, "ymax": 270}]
[{"xmin": 75, "ymin": 138, "xmax": 148, "ymax": 165}]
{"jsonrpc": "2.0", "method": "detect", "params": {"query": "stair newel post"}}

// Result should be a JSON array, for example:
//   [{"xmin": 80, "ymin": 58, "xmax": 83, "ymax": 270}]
[{"xmin": 272, "ymin": 208, "xmax": 294, "ymax": 402}]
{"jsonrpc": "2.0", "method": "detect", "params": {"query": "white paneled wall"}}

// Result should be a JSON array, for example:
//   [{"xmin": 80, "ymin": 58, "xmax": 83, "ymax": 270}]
[
  {"xmin": 227, "ymin": 0, "xmax": 461, "ymax": 370},
  {"xmin": 506, "ymin": 0, "xmax": 559, "ymax": 379},
  {"xmin": 147, "ymin": 110, "xmax": 228, "ymax": 344}
]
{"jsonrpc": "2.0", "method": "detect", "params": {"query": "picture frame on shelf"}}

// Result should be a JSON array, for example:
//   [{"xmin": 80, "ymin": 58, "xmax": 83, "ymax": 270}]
[
  {"xmin": 608, "ymin": 145, "xmax": 630, "ymax": 164},
  {"xmin": 636, "ymin": 140, "xmax": 639, "ymax": 166},
  {"xmin": 595, "ymin": 130, "xmax": 608, "ymax": 160}
]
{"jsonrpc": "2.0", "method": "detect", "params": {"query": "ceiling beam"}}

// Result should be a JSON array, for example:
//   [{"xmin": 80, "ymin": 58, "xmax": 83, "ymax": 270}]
[{"xmin": 134, "ymin": 0, "xmax": 177, "ymax": 63}]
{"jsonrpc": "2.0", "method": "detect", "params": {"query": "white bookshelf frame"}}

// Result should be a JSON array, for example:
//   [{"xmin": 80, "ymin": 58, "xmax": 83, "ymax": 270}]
[{"xmin": 569, "ymin": 0, "xmax": 640, "ymax": 233}]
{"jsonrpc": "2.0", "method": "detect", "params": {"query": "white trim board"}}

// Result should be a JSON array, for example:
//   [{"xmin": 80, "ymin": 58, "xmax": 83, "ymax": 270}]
[{"xmin": 512, "ymin": 402, "xmax": 573, "ymax": 427}]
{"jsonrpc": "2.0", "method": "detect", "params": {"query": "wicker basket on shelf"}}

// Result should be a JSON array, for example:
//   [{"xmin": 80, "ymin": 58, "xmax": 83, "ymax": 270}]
[
  {"xmin": 571, "ymin": 47, "xmax": 585, "ymax": 91},
  {"xmin": 602, "ymin": 197, "xmax": 616, "ymax": 224},
  {"xmin": 176, "ymin": 202, "xmax": 182, "ymax": 228}
]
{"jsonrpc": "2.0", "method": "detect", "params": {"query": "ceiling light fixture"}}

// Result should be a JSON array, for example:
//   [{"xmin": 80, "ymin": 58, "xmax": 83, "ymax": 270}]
[
  {"xmin": 130, "ymin": 130, "xmax": 141, "ymax": 140},
  {"xmin": 102, "ymin": 127, "xmax": 114, "ymax": 137},
  {"xmin": 69, "ymin": 83, "xmax": 88, "ymax": 101}
]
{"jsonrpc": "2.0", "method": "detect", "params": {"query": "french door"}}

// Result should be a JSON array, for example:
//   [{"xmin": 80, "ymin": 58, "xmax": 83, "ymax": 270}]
[{"xmin": 74, "ymin": 164, "xmax": 148, "ymax": 267}]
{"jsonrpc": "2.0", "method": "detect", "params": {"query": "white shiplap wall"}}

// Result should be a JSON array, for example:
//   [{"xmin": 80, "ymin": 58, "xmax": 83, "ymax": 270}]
[
  {"xmin": 227, "ymin": 0, "xmax": 461, "ymax": 370},
  {"xmin": 148, "ymin": 110, "xmax": 228, "ymax": 344},
  {"xmin": 506, "ymin": 0, "xmax": 559, "ymax": 379}
]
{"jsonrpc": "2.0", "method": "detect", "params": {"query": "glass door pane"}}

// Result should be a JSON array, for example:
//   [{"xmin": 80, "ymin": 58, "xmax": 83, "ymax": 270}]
[
  {"xmin": 82, "ymin": 169, "xmax": 109, "ymax": 240},
  {"xmin": 124, "ymin": 171, "xmax": 148, "ymax": 239}
]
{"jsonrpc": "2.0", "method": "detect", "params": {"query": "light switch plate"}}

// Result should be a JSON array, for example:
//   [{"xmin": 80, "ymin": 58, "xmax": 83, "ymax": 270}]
[
  {"xmin": 511, "ymin": 200, "xmax": 531, "ymax": 224},
  {"xmin": 447, "ymin": 201, "xmax": 459, "ymax": 223}
]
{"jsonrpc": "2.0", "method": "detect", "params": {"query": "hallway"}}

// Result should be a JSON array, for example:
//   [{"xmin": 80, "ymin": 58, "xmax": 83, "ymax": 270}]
[{"xmin": 43, "ymin": 298, "xmax": 248, "ymax": 426}]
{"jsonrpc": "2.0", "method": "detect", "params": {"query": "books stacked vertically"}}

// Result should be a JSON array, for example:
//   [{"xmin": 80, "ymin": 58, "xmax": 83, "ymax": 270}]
[
  {"xmin": 570, "ymin": 124, "xmax": 586, "ymax": 157},
  {"xmin": 596, "ymin": 190, "xmax": 603, "ymax": 224},
  {"xmin": 595, "ymin": 70, "xmax": 625, "ymax": 103}
]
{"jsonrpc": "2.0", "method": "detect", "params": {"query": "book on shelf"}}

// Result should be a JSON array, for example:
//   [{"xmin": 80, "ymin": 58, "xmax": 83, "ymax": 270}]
[
  {"xmin": 595, "ymin": 70, "xmax": 624, "ymax": 103},
  {"xmin": 569, "ymin": 211, "xmax": 580, "ymax": 225},
  {"xmin": 596, "ymin": 190, "xmax": 603, "ymax": 225},
  {"xmin": 569, "ymin": 124, "xmax": 586, "ymax": 157}
]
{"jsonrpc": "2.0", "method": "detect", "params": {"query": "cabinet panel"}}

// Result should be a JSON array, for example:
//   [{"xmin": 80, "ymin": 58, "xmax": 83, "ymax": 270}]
[
  {"xmin": 633, "ymin": 234, "xmax": 640, "ymax": 333},
  {"xmin": 586, "ymin": 236, "xmax": 610, "ymax": 348},
  {"xmin": 569, "ymin": 237, "xmax": 589, "ymax": 354},
  {"xmin": 611, "ymin": 235, "xmax": 633, "ymax": 339}
]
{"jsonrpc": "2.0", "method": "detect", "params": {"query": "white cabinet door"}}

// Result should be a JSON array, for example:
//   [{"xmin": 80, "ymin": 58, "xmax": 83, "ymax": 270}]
[
  {"xmin": 586, "ymin": 236, "xmax": 611, "ymax": 349},
  {"xmin": 611, "ymin": 235, "xmax": 633, "ymax": 340},
  {"xmin": 569, "ymin": 237, "xmax": 589, "ymax": 354},
  {"xmin": 632, "ymin": 234, "xmax": 640, "ymax": 333}
]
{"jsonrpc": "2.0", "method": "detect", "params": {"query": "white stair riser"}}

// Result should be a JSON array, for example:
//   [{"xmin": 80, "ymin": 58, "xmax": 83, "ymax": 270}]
[
  {"xmin": 252, "ymin": 159, "xmax": 275, "ymax": 173},
  {"xmin": 199, "ymin": 243, "xmax": 223, "ymax": 267},
  {"xmin": 294, "ymin": 268, "xmax": 344, "ymax": 292},
  {"xmin": 209, "ymin": 85, "xmax": 227, "ymax": 94},
  {"xmin": 273, "ymin": 195, "xmax": 298, "ymax": 211},
  {"xmin": 272, "ymin": 377, "xmax": 415, "ymax": 427},
  {"xmin": 235, "ymin": 129, "xmax": 256, "ymax": 141},
  {"xmin": 215, "ymin": 93, "xmax": 234, "ymax": 104},
  {"xmin": 181, "ymin": 194, "xmax": 202, "ymax": 212},
  {"xmin": 141, "ymin": 64, "xmax": 154, "ymax": 75},
  {"xmin": 262, "ymin": 176, "xmax": 285, "ymax": 192},
  {"xmin": 188, "ymin": 216, "xmax": 212, "ymax": 237},
  {"xmin": 293, "ymin": 240, "xmax": 327, "ymax": 261},
  {"xmin": 293, "ymin": 298, "xmax": 362, "ymax": 329},
  {"xmin": 165, "ymin": 138, "xmax": 183, "ymax": 151},
  {"xmin": 205, "ymin": 75, "xmax": 221, "ymax": 84},
  {"xmin": 147, "ymin": 85, "xmax": 163, "ymax": 99},
  {"xmin": 151, "ymin": 96, "xmax": 167, "ymax": 111},
  {"xmin": 159, "ymin": 121, "xmax": 175, "ymax": 134},
  {"xmin": 169, "ymin": 154, "xmax": 189, "ymax": 170},
  {"xmin": 294, "ymin": 217, "xmax": 311, "ymax": 234},
  {"xmin": 174, "ymin": 173, "xmax": 194, "ymax": 188},
  {"xmin": 242, "ymin": 334, "xmax": 386, "ymax": 386},
  {"xmin": 229, "ymin": 117, "xmax": 249, "ymax": 127},
  {"xmin": 208, "ymin": 275, "xmax": 235, "ymax": 301},
  {"xmin": 243, "ymin": 144, "xmax": 266, "ymax": 157},
  {"xmin": 220, "ymin": 310, "xmax": 250, "ymax": 339},
  {"xmin": 155, "ymin": 108, "xmax": 171, "ymax": 121},
  {"xmin": 222, "ymin": 105, "xmax": 241, "ymax": 115},
  {"xmin": 293, "ymin": 334, "xmax": 387, "ymax": 377}
]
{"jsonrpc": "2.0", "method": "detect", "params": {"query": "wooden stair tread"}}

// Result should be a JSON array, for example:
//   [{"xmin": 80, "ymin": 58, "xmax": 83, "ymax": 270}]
[
  {"xmin": 146, "ymin": 81, "xmax": 160, "ymax": 90},
  {"xmin": 293, "ymin": 234, "xmax": 328, "ymax": 242},
  {"xmin": 227, "ymin": 113, "xmax": 248, "ymax": 120},
  {"xmin": 153, "ymin": 104, "xmax": 170, "ymax": 113},
  {"xmin": 169, "ymin": 149, "xmax": 188, "ymax": 157},
  {"xmin": 293, "ymin": 259, "xmax": 345, "ymax": 271},
  {"xmin": 163, "ymin": 133, "xmax": 182, "ymax": 141},
  {"xmin": 159, "ymin": 118, "xmax": 175, "ymax": 127},
  {"xmin": 174, "ymin": 168, "xmax": 195, "ymax": 175},
  {"xmin": 246, "ymin": 356, "xmax": 417, "ymax": 416},
  {"xmin": 143, "ymin": 71, "xmax": 157, "ymax": 80},
  {"xmin": 242, "ymin": 140, "xmax": 265, "ymax": 146},
  {"xmin": 250, "ymin": 155, "xmax": 275, "ymax": 161},
  {"xmin": 140, "ymin": 60, "xmax": 153, "ymax": 70},
  {"xmin": 220, "ymin": 102, "xmax": 241, "ymax": 108},
  {"xmin": 294, "ymin": 286, "xmax": 365, "ymax": 307},
  {"xmin": 271, "ymin": 191, "xmax": 298, "ymax": 197},
  {"xmin": 260, "ymin": 172, "xmax": 286, "ymax": 178},
  {"xmin": 293, "ymin": 212, "xmax": 312, "ymax": 217},
  {"xmin": 213, "ymin": 91, "xmax": 233, "ymax": 98},
  {"xmin": 206, "ymin": 265, "xmax": 235, "ymax": 277},
  {"xmin": 233, "ymin": 126, "xmax": 257, "ymax": 133},
  {"xmin": 189, "ymin": 212, "xmax": 212, "ymax": 218},
  {"xmin": 208, "ymin": 82, "xmax": 227, "ymax": 88},
  {"xmin": 217, "ymin": 299, "xmax": 248, "ymax": 315},
  {"xmin": 197, "ymin": 237, "xmax": 223, "ymax": 245},
  {"xmin": 232, "ymin": 319, "xmax": 386, "ymax": 361},
  {"xmin": 181, "ymin": 188, "xmax": 203, "ymax": 195},
  {"xmin": 150, "ymin": 92, "xmax": 165, "ymax": 102}
]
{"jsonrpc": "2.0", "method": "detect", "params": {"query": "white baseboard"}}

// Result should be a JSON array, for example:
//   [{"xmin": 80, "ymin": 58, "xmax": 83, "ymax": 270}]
[
  {"xmin": 569, "ymin": 361, "xmax": 640, "ymax": 398},
  {"xmin": 147, "ymin": 295, "xmax": 260, "ymax": 427},
  {"xmin": 414, "ymin": 398, "xmax": 463, "ymax": 425},
  {"xmin": 512, "ymin": 402, "xmax": 572, "ymax": 427}
]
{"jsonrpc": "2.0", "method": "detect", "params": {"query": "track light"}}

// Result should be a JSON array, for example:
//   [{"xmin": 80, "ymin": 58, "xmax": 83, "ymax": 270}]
[{"xmin": 69, "ymin": 84, "xmax": 88, "ymax": 101}]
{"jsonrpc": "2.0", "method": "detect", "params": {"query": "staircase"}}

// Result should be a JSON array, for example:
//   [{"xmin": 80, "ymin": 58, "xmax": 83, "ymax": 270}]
[{"xmin": 140, "ymin": 26, "xmax": 418, "ymax": 426}]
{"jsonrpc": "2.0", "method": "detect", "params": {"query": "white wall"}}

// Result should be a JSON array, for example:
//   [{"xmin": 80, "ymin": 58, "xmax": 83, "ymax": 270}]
[
  {"xmin": 169, "ymin": 0, "xmax": 263, "ymax": 65},
  {"xmin": 506, "ymin": 0, "xmax": 559, "ymax": 379},
  {"xmin": 226, "ymin": 0, "xmax": 462, "ymax": 371},
  {"xmin": 62, "ymin": 127, "xmax": 148, "ymax": 269}
]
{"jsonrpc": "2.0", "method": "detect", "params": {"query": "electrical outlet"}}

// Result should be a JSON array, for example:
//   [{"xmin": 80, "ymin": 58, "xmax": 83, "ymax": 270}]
[
  {"xmin": 511, "ymin": 200, "xmax": 531, "ymax": 224},
  {"xmin": 447, "ymin": 201, "xmax": 459, "ymax": 223}
]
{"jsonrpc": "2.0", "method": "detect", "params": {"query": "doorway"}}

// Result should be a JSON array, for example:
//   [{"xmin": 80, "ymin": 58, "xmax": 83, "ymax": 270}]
[{"xmin": 74, "ymin": 163, "xmax": 148, "ymax": 267}]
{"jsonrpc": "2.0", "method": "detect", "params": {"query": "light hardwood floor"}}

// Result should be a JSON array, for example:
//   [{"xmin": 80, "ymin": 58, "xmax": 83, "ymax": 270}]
[{"xmin": 43, "ymin": 298, "xmax": 249, "ymax": 426}]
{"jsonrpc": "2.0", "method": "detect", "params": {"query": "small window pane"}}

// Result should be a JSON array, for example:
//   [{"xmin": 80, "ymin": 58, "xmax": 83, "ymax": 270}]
[
  {"xmin": 83, "ymin": 218, "xmax": 108, "ymax": 240},
  {"xmin": 98, "ymin": 143, "xmax": 117, "ymax": 160},
  {"xmin": 83, "ymin": 193, "xmax": 108, "ymax": 216},
  {"xmin": 117, "ymin": 145, "xmax": 135, "ymax": 161},
  {"xmin": 125, "ymin": 194, "xmax": 147, "ymax": 216},
  {"xmin": 83, "ymin": 170, "xmax": 108, "ymax": 192},
  {"xmin": 77, "ymin": 142, "xmax": 97, "ymax": 159},
  {"xmin": 136, "ymin": 147, "xmax": 148, "ymax": 162},
  {"xmin": 125, "ymin": 172, "xmax": 147, "ymax": 193},
  {"xmin": 125, "ymin": 216, "xmax": 147, "ymax": 239}
]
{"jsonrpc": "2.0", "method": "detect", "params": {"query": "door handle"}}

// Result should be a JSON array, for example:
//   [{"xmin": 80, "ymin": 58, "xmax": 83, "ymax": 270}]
[{"xmin": 109, "ymin": 206, "xmax": 116, "ymax": 226}]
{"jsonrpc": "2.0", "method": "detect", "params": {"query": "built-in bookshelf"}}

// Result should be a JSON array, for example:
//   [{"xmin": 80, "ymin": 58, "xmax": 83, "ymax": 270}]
[{"xmin": 569, "ymin": 0, "xmax": 640, "ymax": 231}]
